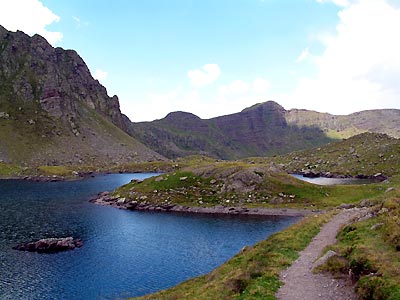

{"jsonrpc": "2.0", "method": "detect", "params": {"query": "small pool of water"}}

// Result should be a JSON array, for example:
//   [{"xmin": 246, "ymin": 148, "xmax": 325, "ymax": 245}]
[
  {"xmin": 291, "ymin": 174, "xmax": 378, "ymax": 185},
  {"xmin": 0, "ymin": 173, "xmax": 298, "ymax": 299}
]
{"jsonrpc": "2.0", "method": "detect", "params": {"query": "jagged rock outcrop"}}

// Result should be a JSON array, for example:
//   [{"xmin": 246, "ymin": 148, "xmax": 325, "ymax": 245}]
[
  {"xmin": 0, "ymin": 25, "xmax": 127, "ymax": 130},
  {"xmin": 0, "ymin": 26, "xmax": 163, "ymax": 165}
]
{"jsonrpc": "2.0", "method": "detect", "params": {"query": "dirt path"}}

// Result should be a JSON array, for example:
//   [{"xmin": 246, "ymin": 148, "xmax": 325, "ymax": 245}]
[{"xmin": 277, "ymin": 208, "xmax": 367, "ymax": 300}]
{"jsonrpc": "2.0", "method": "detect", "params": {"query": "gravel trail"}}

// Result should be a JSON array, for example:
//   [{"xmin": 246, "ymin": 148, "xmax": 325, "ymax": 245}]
[{"xmin": 277, "ymin": 208, "xmax": 367, "ymax": 300}]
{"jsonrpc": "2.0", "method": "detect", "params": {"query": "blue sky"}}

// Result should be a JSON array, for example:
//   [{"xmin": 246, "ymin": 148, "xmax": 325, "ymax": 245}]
[{"xmin": 1, "ymin": 0, "xmax": 400, "ymax": 121}]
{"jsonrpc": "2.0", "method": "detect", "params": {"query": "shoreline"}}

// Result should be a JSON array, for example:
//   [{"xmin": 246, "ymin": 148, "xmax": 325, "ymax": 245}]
[
  {"xmin": 90, "ymin": 192, "xmax": 318, "ymax": 217},
  {"xmin": 0, "ymin": 170, "xmax": 163, "ymax": 182}
]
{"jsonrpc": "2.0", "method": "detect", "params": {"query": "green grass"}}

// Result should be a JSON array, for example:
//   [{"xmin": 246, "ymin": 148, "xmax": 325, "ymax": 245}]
[
  {"xmin": 114, "ymin": 170, "xmax": 223, "ymax": 206},
  {"xmin": 273, "ymin": 132, "xmax": 400, "ymax": 177},
  {"xmin": 36, "ymin": 165, "xmax": 73, "ymax": 176},
  {"xmin": 316, "ymin": 181, "xmax": 400, "ymax": 300},
  {"xmin": 132, "ymin": 211, "xmax": 336, "ymax": 300},
  {"xmin": 118, "ymin": 162, "xmax": 399, "ymax": 300},
  {"xmin": 0, "ymin": 161, "xmax": 21, "ymax": 176},
  {"xmin": 114, "ymin": 162, "xmax": 388, "ymax": 210},
  {"xmin": 267, "ymin": 174, "xmax": 384, "ymax": 208}
]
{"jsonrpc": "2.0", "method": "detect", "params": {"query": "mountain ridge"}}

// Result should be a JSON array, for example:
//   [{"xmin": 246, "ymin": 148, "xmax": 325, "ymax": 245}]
[
  {"xmin": 128, "ymin": 101, "xmax": 334, "ymax": 159},
  {"xmin": 2, "ymin": 25, "xmax": 399, "ymax": 164},
  {"xmin": 129, "ymin": 101, "xmax": 400, "ymax": 160},
  {"xmin": 0, "ymin": 25, "xmax": 163, "ymax": 165}
]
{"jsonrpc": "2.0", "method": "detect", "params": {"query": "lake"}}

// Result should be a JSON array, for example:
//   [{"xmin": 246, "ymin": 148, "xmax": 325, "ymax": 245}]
[
  {"xmin": 0, "ymin": 174, "xmax": 298, "ymax": 299},
  {"xmin": 291, "ymin": 174, "xmax": 378, "ymax": 185}
]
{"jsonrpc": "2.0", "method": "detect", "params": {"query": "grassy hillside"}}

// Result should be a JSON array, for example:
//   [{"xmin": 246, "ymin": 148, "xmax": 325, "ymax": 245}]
[
  {"xmin": 272, "ymin": 132, "xmax": 400, "ymax": 177},
  {"xmin": 286, "ymin": 109, "xmax": 400, "ymax": 139},
  {"xmin": 0, "ymin": 101, "xmax": 163, "ymax": 167}
]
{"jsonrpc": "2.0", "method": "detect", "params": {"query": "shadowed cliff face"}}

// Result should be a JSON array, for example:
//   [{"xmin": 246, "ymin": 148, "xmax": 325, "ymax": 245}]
[
  {"xmin": 0, "ymin": 25, "xmax": 127, "ymax": 131},
  {"xmin": 129, "ymin": 100, "xmax": 400, "ymax": 160},
  {"xmin": 0, "ymin": 26, "xmax": 162, "ymax": 165},
  {"xmin": 129, "ymin": 101, "xmax": 334, "ymax": 159}
]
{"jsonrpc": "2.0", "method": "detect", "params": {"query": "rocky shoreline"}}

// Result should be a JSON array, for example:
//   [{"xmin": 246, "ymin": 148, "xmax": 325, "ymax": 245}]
[
  {"xmin": 0, "ymin": 171, "xmax": 99, "ymax": 182},
  {"xmin": 90, "ymin": 191, "xmax": 316, "ymax": 217}
]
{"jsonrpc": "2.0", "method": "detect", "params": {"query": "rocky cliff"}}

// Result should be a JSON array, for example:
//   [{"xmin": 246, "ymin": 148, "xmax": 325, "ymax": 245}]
[
  {"xmin": 129, "ymin": 101, "xmax": 333, "ymax": 159},
  {"xmin": 0, "ymin": 26, "xmax": 162, "ymax": 165},
  {"xmin": 129, "ymin": 101, "xmax": 400, "ymax": 160}
]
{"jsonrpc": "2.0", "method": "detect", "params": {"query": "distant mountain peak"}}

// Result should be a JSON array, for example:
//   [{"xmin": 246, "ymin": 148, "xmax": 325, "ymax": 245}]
[
  {"xmin": 241, "ymin": 100, "xmax": 285, "ymax": 114},
  {"xmin": 164, "ymin": 111, "xmax": 201, "ymax": 120}
]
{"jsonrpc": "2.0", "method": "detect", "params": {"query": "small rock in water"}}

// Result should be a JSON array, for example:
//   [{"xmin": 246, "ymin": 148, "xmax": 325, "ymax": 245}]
[{"xmin": 13, "ymin": 237, "xmax": 83, "ymax": 253}]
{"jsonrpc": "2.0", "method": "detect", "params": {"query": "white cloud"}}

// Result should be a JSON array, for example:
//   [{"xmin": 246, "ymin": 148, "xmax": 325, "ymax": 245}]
[
  {"xmin": 295, "ymin": 47, "xmax": 310, "ymax": 63},
  {"xmin": 0, "ymin": 0, "xmax": 62, "ymax": 45},
  {"xmin": 187, "ymin": 64, "xmax": 221, "ymax": 88},
  {"xmin": 94, "ymin": 69, "xmax": 108, "ymax": 82},
  {"xmin": 282, "ymin": 0, "xmax": 400, "ymax": 114}
]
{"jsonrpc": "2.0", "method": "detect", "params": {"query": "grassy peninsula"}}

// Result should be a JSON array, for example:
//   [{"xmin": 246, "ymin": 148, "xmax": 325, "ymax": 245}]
[{"xmin": 121, "ymin": 133, "xmax": 400, "ymax": 300}]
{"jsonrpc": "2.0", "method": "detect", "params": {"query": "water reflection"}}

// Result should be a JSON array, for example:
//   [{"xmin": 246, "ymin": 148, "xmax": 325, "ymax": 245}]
[{"xmin": 0, "ymin": 174, "xmax": 297, "ymax": 299}]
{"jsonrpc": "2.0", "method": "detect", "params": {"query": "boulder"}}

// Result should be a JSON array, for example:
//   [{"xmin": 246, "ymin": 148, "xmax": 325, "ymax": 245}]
[
  {"xmin": 314, "ymin": 250, "xmax": 337, "ymax": 268},
  {"xmin": 13, "ymin": 237, "xmax": 83, "ymax": 253}
]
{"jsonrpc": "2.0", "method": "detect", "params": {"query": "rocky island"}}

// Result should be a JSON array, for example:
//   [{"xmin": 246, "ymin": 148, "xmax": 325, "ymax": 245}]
[{"xmin": 13, "ymin": 237, "xmax": 83, "ymax": 253}]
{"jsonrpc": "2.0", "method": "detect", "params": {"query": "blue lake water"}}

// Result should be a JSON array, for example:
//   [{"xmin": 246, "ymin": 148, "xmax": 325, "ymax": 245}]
[{"xmin": 0, "ymin": 174, "xmax": 298, "ymax": 299}]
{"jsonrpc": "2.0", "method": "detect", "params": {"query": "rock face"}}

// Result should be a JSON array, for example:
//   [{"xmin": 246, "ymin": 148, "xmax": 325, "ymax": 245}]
[
  {"xmin": 13, "ymin": 237, "xmax": 83, "ymax": 253},
  {"xmin": 129, "ymin": 100, "xmax": 400, "ymax": 160},
  {"xmin": 129, "ymin": 101, "xmax": 333, "ymax": 159},
  {"xmin": 0, "ymin": 25, "xmax": 126, "ymax": 130},
  {"xmin": 0, "ymin": 25, "xmax": 163, "ymax": 165}
]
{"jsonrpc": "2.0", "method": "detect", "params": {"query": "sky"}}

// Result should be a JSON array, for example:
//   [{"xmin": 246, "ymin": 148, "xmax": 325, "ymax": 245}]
[{"xmin": 0, "ymin": 0, "xmax": 399, "ymax": 122}]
